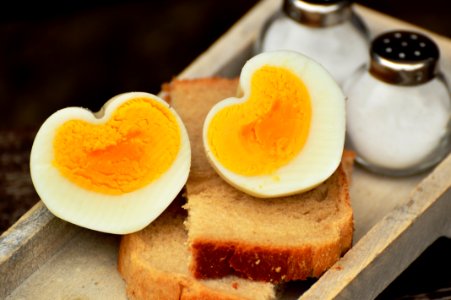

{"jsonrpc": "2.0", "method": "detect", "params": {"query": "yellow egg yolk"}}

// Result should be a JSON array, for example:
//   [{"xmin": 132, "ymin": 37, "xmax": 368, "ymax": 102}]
[
  {"xmin": 53, "ymin": 98, "xmax": 181, "ymax": 195},
  {"xmin": 207, "ymin": 65, "xmax": 311, "ymax": 176}
]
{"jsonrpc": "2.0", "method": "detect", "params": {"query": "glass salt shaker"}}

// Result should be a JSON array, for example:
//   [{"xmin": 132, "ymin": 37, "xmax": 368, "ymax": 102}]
[
  {"xmin": 257, "ymin": 0, "xmax": 369, "ymax": 86},
  {"xmin": 345, "ymin": 30, "xmax": 451, "ymax": 176}
]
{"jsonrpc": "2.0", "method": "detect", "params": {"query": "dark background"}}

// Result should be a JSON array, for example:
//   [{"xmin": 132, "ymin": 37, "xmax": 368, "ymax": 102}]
[
  {"xmin": 0, "ymin": 0, "xmax": 450, "ymax": 129},
  {"xmin": 0, "ymin": 0, "xmax": 450, "ymax": 299}
]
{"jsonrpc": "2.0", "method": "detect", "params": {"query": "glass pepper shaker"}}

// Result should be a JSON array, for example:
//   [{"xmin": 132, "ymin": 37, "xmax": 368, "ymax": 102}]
[
  {"xmin": 257, "ymin": 0, "xmax": 369, "ymax": 86},
  {"xmin": 345, "ymin": 30, "xmax": 451, "ymax": 176}
]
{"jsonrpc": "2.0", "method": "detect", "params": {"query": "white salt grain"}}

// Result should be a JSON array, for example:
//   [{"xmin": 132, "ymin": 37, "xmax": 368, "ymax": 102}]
[{"xmin": 346, "ymin": 72, "xmax": 450, "ymax": 170}]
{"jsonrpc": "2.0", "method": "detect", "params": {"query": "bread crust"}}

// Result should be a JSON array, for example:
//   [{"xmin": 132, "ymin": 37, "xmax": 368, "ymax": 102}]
[
  {"xmin": 188, "ymin": 162, "xmax": 353, "ymax": 283},
  {"xmin": 118, "ymin": 199, "xmax": 276, "ymax": 300},
  {"xmin": 119, "ymin": 239, "xmax": 250, "ymax": 300}
]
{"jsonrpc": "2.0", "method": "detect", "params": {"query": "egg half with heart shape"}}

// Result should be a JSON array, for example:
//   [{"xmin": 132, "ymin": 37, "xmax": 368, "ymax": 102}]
[
  {"xmin": 203, "ymin": 51, "xmax": 345, "ymax": 198},
  {"xmin": 30, "ymin": 92, "xmax": 191, "ymax": 234}
]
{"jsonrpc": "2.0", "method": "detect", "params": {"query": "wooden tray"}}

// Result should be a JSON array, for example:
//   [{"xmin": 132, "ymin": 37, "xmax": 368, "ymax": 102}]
[{"xmin": 1, "ymin": 0, "xmax": 450, "ymax": 299}]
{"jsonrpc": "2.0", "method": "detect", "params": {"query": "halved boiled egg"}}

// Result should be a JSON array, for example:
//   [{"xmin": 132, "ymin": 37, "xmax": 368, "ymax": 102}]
[
  {"xmin": 30, "ymin": 92, "xmax": 190, "ymax": 234},
  {"xmin": 203, "ymin": 51, "xmax": 345, "ymax": 198}
]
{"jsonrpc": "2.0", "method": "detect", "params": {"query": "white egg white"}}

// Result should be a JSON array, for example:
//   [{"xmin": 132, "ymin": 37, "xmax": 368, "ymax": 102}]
[
  {"xmin": 30, "ymin": 92, "xmax": 191, "ymax": 234},
  {"xmin": 203, "ymin": 51, "xmax": 345, "ymax": 198}
]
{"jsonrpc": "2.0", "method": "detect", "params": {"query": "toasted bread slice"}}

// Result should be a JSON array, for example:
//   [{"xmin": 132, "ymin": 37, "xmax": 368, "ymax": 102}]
[
  {"xmin": 118, "ymin": 78, "xmax": 276, "ymax": 299},
  {"xmin": 118, "ymin": 198, "xmax": 276, "ymax": 300},
  {"xmin": 168, "ymin": 78, "xmax": 354, "ymax": 283}
]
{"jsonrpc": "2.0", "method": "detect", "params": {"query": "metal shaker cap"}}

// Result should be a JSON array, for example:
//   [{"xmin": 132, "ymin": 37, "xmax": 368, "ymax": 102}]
[
  {"xmin": 369, "ymin": 31, "xmax": 440, "ymax": 85},
  {"xmin": 283, "ymin": 0, "xmax": 352, "ymax": 27}
]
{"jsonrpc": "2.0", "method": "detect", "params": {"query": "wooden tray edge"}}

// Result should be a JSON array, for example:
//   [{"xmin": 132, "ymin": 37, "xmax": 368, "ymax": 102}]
[
  {"xmin": 0, "ymin": 202, "xmax": 81, "ymax": 298},
  {"xmin": 302, "ymin": 154, "xmax": 451, "ymax": 299}
]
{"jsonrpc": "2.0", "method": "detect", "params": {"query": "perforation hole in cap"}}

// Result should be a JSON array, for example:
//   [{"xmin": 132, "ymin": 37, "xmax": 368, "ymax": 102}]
[{"xmin": 372, "ymin": 31, "xmax": 439, "ymax": 62}]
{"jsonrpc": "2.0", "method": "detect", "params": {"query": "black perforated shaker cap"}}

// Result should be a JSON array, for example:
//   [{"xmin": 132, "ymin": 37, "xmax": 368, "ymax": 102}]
[
  {"xmin": 283, "ymin": 0, "xmax": 352, "ymax": 27},
  {"xmin": 369, "ymin": 31, "xmax": 440, "ymax": 85}
]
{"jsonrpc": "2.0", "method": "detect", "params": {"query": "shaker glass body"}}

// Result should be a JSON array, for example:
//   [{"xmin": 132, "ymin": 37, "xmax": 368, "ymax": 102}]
[
  {"xmin": 345, "ymin": 68, "xmax": 450, "ymax": 175},
  {"xmin": 259, "ymin": 10, "xmax": 368, "ymax": 85},
  {"xmin": 345, "ymin": 31, "xmax": 451, "ymax": 175}
]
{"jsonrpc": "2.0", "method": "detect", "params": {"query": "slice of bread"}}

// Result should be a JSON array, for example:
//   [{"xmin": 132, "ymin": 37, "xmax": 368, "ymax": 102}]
[
  {"xmin": 168, "ymin": 78, "xmax": 354, "ymax": 283},
  {"xmin": 118, "ymin": 197, "xmax": 277, "ymax": 300},
  {"xmin": 118, "ymin": 78, "xmax": 276, "ymax": 300}
]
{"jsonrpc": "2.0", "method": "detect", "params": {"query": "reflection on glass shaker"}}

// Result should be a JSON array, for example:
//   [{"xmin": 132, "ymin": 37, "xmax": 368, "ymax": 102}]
[
  {"xmin": 345, "ymin": 30, "xmax": 451, "ymax": 176},
  {"xmin": 257, "ymin": 0, "xmax": 369, "ymax": 86}
]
